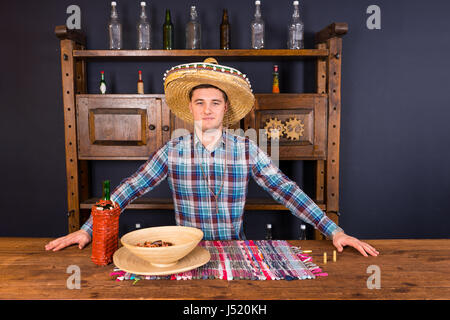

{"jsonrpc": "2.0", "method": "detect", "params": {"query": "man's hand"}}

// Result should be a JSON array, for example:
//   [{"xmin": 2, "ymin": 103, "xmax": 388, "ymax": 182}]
[
  {"xmin": 332, "ymin": 231, "xmax": 379, "ymax": 257},
  {"xmin": 45, "ymin": 229, "xmax": 91, "ymax": 251}
]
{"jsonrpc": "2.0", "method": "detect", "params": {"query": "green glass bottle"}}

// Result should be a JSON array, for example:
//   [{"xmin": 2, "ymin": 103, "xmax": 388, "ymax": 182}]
[
  {"xmin": 163, "ymin": 9, "xmax": 174, "ymax": 50},
  {"xmin": 102, "ymin": 180, "xmax": 111, "ymax": 201},
  {"xmin": 97, "ymin": 180, "xmax": 113, "ymax": 210}
]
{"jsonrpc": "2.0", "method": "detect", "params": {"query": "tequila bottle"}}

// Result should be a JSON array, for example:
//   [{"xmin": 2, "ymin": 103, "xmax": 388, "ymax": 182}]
[
  {"xmin": 288, "ymin": 1, "xmax": 304, "ymax": 49},
  {"xmin": 96, "ymin": 180, "xmax": 114, "ymax": 210},
  {"xmin": 108, "ymin": 1, "xmax": 122, "ymax": 49},
  {"xmin": 251, "ymin": 0, "xmax": 265, "ymax": 49},
  {"xmin": 137, "ymin": 1, "xmax": 151, "ymax": 49},
  {"xmin": 186, "ymin": 6, "xmax": 201, "ymax": 49}
]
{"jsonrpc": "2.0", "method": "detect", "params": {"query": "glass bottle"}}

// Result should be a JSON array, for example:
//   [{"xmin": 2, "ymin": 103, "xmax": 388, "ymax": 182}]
[
  {"xmin": 99, "ymin": 71, "xmax": 106, "ymax": 94},
  {"xmin": 220, "ymin": 9, "xmax": 230, "ymax": 49},
  {"xmin": 97, "ymin": 180, "xmax": 113, "ymax": 210},
  {"xmin": 288, "ymin": 1, "xmax": 304, "ymax": 49},
  {"xmin": 299, "ymin": 224, "xmax": 306, "ymax": 240},
  {"xmin": 265, "ymin": 223, "xmax": 273, "ymax": 240},
  {"xmin": 251, "ymin": 0, "xmax": 265, "ymax": 49},
  {"xmin": 137, "ymin": 1, "xmax": 151, "ymax": 49},
  {"xmin": 186, "ymin": 5, "xmax": 201, "ymax": 49},
  {"xmin": 108, "ymin": 1, "xmax": 122, "ymax": 50},
  {"xmin": 102, "ymin": 180, "xmax": 111, "ymax": 201},
  {"xmin": 163, "ymin": 9, "xmax": 174, "ymax": 50},
  {"xmin": 137, "ymin": 70, "xmax": 144, "ymax": 94},
  {"xmin": 272, "ymin": 65, "xmax": 280, "ymax": 93}
]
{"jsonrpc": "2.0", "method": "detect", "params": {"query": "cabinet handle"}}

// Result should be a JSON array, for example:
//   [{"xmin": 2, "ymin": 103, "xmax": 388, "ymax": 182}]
[
  {"xmin": 149, "ymin": 124, "xmax": 155, "ymax": 130},
  {"xmin": 162, "ymin": 125, "xmax": 169, "ymax": 131}
]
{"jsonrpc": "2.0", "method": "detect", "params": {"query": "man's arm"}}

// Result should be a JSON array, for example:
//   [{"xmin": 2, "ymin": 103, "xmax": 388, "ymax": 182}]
[
  {"xmin": 247, "ymin": 138, "xmax": 343, "ymax": 240},
  {"xmin": 247, "ymin": 139, "xmax": 379, "ymax": 256},
  {"xmin": 80, "ymin": 143, "xmax": 169, "ymax": 237}
]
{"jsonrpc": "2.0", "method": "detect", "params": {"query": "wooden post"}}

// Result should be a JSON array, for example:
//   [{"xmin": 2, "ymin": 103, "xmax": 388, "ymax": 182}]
[
  {"xmin": 325, "ymin": 36, "xmax": 342, "ymax": 226},
  {"xmin": 314, "ymin": 23, "xmax": 348, "ymax": 238},
  {"xmin": 314, "ymin": 42, "xmax": 327, "ymax": 240},
  {"xmin": 55, "ymin": 26, "xmax": 86, "ymax": 233}
]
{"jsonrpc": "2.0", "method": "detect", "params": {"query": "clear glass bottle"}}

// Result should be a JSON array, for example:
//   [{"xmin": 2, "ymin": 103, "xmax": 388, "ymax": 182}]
[
  {"xmin": 108, "ymin": 1, "xmax": 122, "ymax": 49},
  {"xmin": 299, "ymin": 224, "xmax": 306, "ymax": 240},
  {"xmin": 137, "ymin": 1, "xmax": 151, "ymax": 49},
  {"xmin": 251, "ymin": 0, "xmax": 265, "ymax": 49},
  {"xmin": 186, "ymin": 5, "xmax": 201, "ymax": 49},
  {"xmin": 288, "ymin": 1, "xmax": 304, "ymax": 49},
  {"xmin": 265, "ymin": 223, "xmax": 273, "ymax": 240}
]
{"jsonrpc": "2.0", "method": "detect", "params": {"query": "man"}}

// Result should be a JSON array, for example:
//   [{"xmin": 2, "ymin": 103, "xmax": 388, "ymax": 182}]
[{"xmin": 46, "ymin": 59, "xmax": 379, "ymax": 257}]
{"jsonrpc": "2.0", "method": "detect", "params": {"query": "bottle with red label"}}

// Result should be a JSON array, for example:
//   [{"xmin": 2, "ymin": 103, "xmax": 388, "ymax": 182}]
[{"xmin": 137, "ymin": 70, "xmax": 144, "ymax": 94}]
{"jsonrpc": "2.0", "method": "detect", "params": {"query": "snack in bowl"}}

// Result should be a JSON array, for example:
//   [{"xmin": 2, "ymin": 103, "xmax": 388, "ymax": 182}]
[
  {"xmin": 136, "ymin": 240, "xmax": 174, "ymax": 247},
  {"xmin": 120, "ymin": 226, "xmax": 204, "ymax": 267}
]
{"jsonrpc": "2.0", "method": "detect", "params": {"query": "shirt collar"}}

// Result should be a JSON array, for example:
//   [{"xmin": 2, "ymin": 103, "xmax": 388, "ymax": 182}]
[{"xmin": 193, "ymin": 129, "xmax": 226, "ymax": 153}]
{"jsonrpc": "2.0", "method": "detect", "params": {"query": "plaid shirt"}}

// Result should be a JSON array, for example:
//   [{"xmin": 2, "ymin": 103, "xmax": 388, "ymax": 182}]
[{"xmin": 81, "ymin": 130, "xmax": 343, "ymax": 240}]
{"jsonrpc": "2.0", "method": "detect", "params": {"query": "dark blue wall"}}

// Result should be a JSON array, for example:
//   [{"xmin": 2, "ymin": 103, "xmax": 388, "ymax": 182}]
[{"xmin": 1, "ymin": 0, "xmax": 449, "ymax": 239}]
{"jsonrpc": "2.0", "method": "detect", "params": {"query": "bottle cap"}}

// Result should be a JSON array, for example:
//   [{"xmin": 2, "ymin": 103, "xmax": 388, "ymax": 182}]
[
  {"xmin": 139, "ymin": 70, "xmax": 142, "ymax": 73},
  {"xmin": 294, "ymin": 1, "xmax": 299, "ymax": 5},
  {"xmin": 101, "ymin": 70, "xmax": 104, "ymax": 73},
  {"xmin": 111, "ymin": 1, "xmax": 116, "ymax": 6},
  {"xmin": 255, "ymin": 0, "xmax": 261, "ymax": 4},
  {"xmin": 267, "ymin": 223, "xmax": 272, "ymax": 229},
  {"xmin": 141, "ymin": 1, "xmax": 146, "ymax": 6},
  {"xmin": 300, "ymin": 224, "xmax": 306, "ymax": 230}
]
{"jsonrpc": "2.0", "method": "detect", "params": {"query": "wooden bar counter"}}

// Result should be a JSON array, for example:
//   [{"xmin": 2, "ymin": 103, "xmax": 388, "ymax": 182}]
[{"xmin": 0, "ymin": 238, "xmax": 449, "ymax": 300}]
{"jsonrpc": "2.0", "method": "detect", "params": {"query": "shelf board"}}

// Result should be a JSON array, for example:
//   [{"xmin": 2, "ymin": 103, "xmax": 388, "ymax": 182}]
[
  {"xmin": 80, "ymin": 197, "xmax": 326, "ymax": 211},
  {"xmin": 72, "ymin": 49, "xmax": 329, "ymax": 60}
]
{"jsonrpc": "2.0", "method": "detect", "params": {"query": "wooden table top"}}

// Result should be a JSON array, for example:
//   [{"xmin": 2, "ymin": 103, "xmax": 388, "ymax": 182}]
[{"xmin": 0, "ymin": 238, "xmax": 449, "ymax": 300}]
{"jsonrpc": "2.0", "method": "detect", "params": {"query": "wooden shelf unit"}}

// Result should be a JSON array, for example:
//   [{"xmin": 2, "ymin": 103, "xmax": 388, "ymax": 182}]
[
  {"xmin": 55, "ymin": 22, "xmax": 348, "ymax": 240},
  {"xmin": 72, "ymin": 49, "xmax": 329, "ymax": 59}
]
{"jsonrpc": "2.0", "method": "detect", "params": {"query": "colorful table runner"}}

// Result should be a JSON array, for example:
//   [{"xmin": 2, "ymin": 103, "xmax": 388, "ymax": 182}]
[{"xmin": 111, "ymin": 240, "xmax": 327, "ymax": 283}]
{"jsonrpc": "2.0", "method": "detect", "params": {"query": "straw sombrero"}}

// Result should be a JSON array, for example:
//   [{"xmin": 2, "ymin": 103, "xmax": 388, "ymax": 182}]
[{"xmin": 163, "ymin": 58, "xmax": 255, "ymax": 126}]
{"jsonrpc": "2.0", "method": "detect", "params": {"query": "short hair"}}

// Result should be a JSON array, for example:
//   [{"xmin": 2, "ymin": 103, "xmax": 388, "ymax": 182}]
[{"xmin": 188, "ymin": 84, "xmax": 229, "ymax": 103}]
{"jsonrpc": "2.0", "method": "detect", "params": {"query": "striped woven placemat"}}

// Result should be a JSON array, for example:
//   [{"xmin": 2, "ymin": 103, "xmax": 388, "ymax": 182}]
[{"xmin": 111, "ymin": 240, "xmax": 327, "ymax": 283}]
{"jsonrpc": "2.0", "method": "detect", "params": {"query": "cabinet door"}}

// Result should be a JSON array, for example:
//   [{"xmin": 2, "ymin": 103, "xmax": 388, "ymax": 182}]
[
  {"xmin": 76, "ymin": 94, "xmax": 165, "ymax": 159},
  {"xmin": 244, "ymin": 94, "xmax": 327, "ymax": 160}
]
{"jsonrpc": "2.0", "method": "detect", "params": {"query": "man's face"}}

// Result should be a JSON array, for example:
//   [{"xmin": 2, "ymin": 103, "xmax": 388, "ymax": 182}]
[{"xmin": 189, "ymin": 87, "xmax": 228, "ymax": 132}]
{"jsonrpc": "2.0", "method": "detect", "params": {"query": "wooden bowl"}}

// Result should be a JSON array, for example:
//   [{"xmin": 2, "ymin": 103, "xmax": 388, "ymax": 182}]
[{"xmin": 120, "ymin": 226, "xmax": 204, "ymax": 267}]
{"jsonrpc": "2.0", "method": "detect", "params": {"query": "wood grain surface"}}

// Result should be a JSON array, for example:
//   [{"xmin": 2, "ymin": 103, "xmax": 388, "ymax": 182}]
[{"xmin": 0, "ymin": 238, "xmax": 449, "ymax": 300}]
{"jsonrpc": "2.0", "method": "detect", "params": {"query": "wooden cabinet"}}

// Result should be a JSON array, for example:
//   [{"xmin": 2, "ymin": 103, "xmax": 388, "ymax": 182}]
[
  {"xmin": 246, "ymin": 94, "xmax": 327, "ymax": 160},
  {"xmin": 77, "ymin": 94, "xmax": 169, "ymax": 159},
  {"xmin": 55, "ymin": 22, "xmax": 348, "ymax": 239}
]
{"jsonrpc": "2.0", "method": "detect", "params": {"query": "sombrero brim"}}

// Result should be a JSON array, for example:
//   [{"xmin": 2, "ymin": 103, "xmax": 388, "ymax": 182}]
[{"xmin": 164, "ymin": 62, "xmax": 255, "ymax": 126}]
